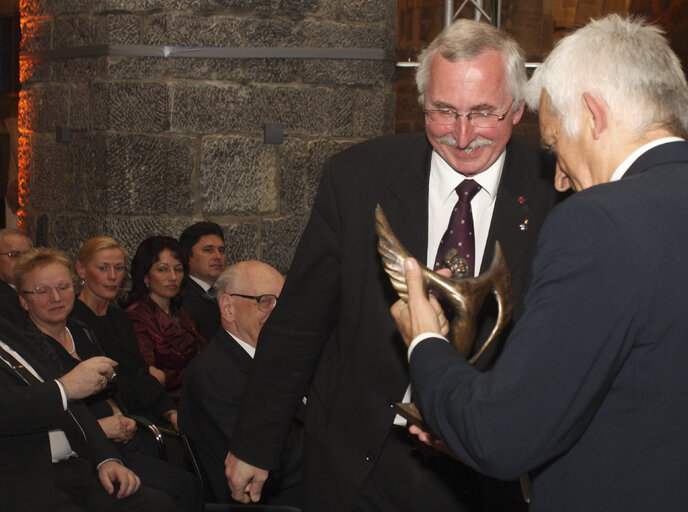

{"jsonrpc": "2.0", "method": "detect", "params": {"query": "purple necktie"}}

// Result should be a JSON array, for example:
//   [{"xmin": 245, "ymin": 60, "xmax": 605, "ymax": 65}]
[{"xmin": 434, "ymin": 179, "xmax": 482, "ymax": 276}]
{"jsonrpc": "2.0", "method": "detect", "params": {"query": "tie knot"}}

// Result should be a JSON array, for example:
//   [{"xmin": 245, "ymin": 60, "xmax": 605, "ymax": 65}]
[{"xmin": 456, "ymin": 179, "xmax": 481, "ymax": 201}]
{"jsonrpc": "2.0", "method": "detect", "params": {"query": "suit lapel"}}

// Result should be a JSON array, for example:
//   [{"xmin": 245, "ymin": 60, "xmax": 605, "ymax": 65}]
[
  {"xmin": 379, "ymin": 137, "xmax": 433, "ymax": 261},
  {"xmin": 482, "ymin": 143, "xmax": 540, "ymax": 274}
]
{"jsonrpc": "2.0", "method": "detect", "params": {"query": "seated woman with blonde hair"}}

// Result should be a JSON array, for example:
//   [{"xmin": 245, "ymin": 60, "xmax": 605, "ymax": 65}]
[{"xmin": 70, "ymin": 236, "xmax": 179, "ymax": 431}]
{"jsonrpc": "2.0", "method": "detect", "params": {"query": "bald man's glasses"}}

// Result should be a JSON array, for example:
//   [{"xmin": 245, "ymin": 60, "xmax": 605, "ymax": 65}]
[{"xmin": 230, "ymin": 293, "xmax": 278, "ymax": 312}]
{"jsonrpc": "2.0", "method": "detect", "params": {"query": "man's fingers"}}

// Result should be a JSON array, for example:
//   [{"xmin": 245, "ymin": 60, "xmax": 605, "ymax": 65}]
[
  {"xmin": 248, "ymin": 479, "xmax": 265, "ymax": 503},
  {"xmin": 404, "ymin": 258, "xmax": 425, "ymax": 300}
]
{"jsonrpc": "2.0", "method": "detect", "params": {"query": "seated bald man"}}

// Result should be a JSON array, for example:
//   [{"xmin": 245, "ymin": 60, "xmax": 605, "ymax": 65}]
[{"xmin": 179, "ymin": 261, "xmax": 303, "ymax": 505}]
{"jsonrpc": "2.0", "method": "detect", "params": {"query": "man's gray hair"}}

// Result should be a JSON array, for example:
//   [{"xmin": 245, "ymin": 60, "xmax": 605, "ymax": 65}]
[
  {"xmin": 415, "ymin": 19, "xmax": 526, "ymax": 106},
  {"xmin": 0, "ymin": 228, "xmax": 31, "ymax": 246},
  {"xmin": 525, "ymin": 14, "xmax": 688, "ymax": 138}
]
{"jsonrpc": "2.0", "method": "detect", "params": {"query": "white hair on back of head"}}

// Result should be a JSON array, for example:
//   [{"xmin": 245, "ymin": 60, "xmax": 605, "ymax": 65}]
[
  {"xmin": 525, "ymin": 14, "xmax": 688, "ymax": 138},
  {"xmin": 415, "ymin": 18, "xmax": 526, "ymax": 106}
]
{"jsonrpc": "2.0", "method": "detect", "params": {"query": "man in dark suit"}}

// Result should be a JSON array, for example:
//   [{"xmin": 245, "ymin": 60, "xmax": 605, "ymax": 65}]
[
  {"xmin": 393, "ymin": 15, "xmax": 688, "ymax": 512},
  {"xmin": 179, "ymin": 221, "xmax": 226, "ymax": 342},
  {"xmin": 0, "ymin": 319, "xmax": 175, "ymax": 512},
  {"xmin": 0, "ymin": 228, "xmax": 31, "ymax": 323},
  {"xmin": 179, "ymin": 261, "xmax": 302, "ymax": 505},
  {"xmin": 226, "ymin": 19, "xmax": 559, "ymax": 512}
]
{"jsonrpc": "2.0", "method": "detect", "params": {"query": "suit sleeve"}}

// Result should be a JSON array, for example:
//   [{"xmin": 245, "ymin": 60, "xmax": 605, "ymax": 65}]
[
  {"xmin": 230, "ymin": 160, "xmax": 343, "ymax": 470},
  {"xmin": 0, "ymin": 379, "xmax": 66, "ymax": 436},
  {"xmin": 411, "ymin": 198, "xmax": 639, "ymax": 479}
]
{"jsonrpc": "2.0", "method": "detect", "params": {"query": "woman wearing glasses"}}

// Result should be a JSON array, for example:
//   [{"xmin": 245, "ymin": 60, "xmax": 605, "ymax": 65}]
[
  {"xmin": 125, "ymin": 236, "xmax": 206, "ymax": 395},
  {"xmin": 14, "ymin": 247, "xmax": 199, "ymax": 512}
]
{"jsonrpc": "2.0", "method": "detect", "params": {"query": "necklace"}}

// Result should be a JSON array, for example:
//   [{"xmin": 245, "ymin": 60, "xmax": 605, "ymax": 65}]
[{"xmin": 65, "ymin": 327, "xmax": 76, "ymax": 355}]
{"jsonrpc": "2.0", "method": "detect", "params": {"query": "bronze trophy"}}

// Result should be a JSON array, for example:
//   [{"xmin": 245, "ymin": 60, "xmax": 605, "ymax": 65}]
[{"xmin": 375, "ymin": 204, "xmax": 514, "ymax": 429}]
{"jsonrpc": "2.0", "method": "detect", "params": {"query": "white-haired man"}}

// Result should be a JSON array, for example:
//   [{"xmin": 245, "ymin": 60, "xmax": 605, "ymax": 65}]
[{"xmin": 393, "ymin": 14, "xmax": 688, "ymax": 511}]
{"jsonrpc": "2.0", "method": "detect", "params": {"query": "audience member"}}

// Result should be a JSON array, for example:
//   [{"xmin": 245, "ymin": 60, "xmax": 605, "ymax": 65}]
[
  {"xmin": 71, "ymin": 236, "xmax": 179, "ymax": 430},
  {"xmin": 0, "ymin": 319, "xmax": 174, "ymax": 511},
  {"xmin": 126, "ymin": 236, "xmax": 206, "ymax": 394},
  {"xmin": 393, "ymin": 14, "xmax": 688, "ymax": 511},
  {"xmin": 0, "ymin": 228, "xmax": 32, "ymax": 323},
  {"xmin": 14, "ymin": 247, "xmax": 199, "ymax": 512},
  {"xmin": 179, "ymin": 221, "xmax": 226, "ymax": 342},
  {"xmin": 226, "ymin": 18, "xmax": 560, "ymax": 512},
  {"xmin": 179, "ymin": 261, "xmax": 303, "ymax": 505}
]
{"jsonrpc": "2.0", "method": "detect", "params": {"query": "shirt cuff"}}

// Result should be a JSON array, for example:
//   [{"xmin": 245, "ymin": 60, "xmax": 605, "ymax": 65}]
[
  {"xmin": 54, "ymin": 379, "xmax": 68, "ymax": 410},
  {"xmin": 408, "ymin": 332, "xmax": 449, "ymax": 361}
]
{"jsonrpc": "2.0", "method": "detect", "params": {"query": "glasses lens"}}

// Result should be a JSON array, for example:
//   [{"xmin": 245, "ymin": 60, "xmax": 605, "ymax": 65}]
[
  {"xmin": 56, "ymin": 282, "xmax": 75, "ymax": 293},
  {"xmin": 258, "ymin": 295, "xmax": 276, "ymax": 311},
  {"xmin": 426, "ymin": 111, "xmax": 456, "ymax": 125},
  {"xmin": 469, "ymin": 114, "xmax": 499, "ymax": 128}
]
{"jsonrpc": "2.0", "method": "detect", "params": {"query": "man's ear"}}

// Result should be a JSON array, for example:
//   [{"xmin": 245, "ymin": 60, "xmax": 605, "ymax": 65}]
[
  {"xmin": 582, "ymin": 92, "xmax": 608, "ymax": 140},
  {"xmin": 219, "ymin": 293, "xmax": 234, "ymax": 323},
  {"xmin": 511, "ymin": 99, "xmax": 526, "ymax": 125}
]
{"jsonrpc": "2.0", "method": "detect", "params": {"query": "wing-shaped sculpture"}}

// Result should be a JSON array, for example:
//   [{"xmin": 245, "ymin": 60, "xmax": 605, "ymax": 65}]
[{"xmin": 375, "ymin": 204, "xmax": 513, "ymax": 364}]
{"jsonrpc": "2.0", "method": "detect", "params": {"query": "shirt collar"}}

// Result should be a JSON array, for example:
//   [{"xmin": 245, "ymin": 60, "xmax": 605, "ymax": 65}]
[
  {"xmin": 431, "ymin": 149, "xmax": 505, "ymax": 202},
  {"xmin": 226, "ymin": 329, "xmax": 256, "ymax": 358},
  {"xmin": 610, "ymin": 137, "xmax": 684, "ymax": 182},
  {"xmin": 189, "ymin": 274, "xmax": 212, "ymax": 292}
]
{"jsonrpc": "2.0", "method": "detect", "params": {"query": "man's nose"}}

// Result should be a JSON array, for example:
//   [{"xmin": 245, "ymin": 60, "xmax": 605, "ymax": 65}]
[{"xmin": 452, "ymin": 116, "xmax": 476, "ymax": 148}]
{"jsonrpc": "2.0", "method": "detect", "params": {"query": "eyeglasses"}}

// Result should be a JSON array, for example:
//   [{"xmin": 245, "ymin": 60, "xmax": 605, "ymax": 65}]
[
  {"xmin": 230, "ymin": 293, "xmax": 278, "ymax": 312},
  {"xmin": 423, "ymin": 100, "xmax": 514, "ymax": 128},
  {"xmin": 21, "ymin": 281, "xmax": 76, "ymax": 299},
  {"xmin": 0, "ymin": 250, "xmax": 26, "ymax": 259}
]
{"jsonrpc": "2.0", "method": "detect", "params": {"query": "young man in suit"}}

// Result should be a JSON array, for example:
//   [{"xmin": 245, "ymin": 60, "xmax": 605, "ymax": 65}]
[
  {"xmin": 394, "ymin": 14, "xmax": 688, "ymax": 511},
  {"xmin": 0, "ymin": 228, "xmax": 32, "ymax": 323},
  {"xmin": 179, "ymin": 221, "xmax": 226, "ymax": 342},
  {"xmin": 227, "ymin": 19, "xmax": 560, "ymax": 512},
  {"xmin": 179, "ymin": 261, "xmax": 302, "ymax": 505},
  {"xmin": 0, "ymin": 318, "xmax": 175, "ymax": 512}
]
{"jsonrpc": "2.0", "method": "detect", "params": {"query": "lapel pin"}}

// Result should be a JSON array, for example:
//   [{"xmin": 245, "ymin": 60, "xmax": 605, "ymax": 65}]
[
  {"xmin": 518, "ymin": 195, "xmax": 526, "ymax": 205},
  {"xmin": 519, "ymin": 219, "xmax": 529, "ymax": 231}
]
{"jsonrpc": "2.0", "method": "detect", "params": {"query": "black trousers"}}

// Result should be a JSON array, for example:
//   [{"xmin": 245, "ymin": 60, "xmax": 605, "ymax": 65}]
[
  {"xmin": 355, "ymin": 426, "xmax": 482, "ymax": 512},
  {"xmin": 51, "ymin": 457, "xmax": 176, "ymax": 512}
]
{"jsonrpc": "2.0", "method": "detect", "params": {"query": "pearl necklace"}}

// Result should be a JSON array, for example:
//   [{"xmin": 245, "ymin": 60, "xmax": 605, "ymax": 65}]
[{"xmin": 65, "ymin": 327, "xmax": 76, "ymax": 355}]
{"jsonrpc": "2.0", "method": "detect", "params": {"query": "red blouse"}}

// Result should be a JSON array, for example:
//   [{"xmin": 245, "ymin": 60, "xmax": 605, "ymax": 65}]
[{"xmin": 126, "ymin": 295, "xmax": 207, "ymax": 392}]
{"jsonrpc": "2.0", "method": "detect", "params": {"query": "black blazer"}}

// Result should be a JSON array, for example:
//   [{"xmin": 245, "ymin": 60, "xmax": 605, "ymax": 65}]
[
  {"xmin": 231, "ymin": 132, "xmax": 558, "ymax": 510},
  {"xmin": 179, "ymin": 328, "xmax": 303, "ymax": 504},
  {"xmin": 181, "ymin": 278, "xmax": 221, "ymax": 343},
  {"xmin": 0, "ymin": 319, "xmax": 119, "ymax": 511},
  {"xmin": 411, "ymin": 141, "xmax": 688, "ymax": 511}
]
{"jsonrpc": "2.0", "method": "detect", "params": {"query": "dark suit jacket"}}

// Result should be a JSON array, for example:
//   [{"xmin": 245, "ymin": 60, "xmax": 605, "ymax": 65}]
[
  {"xmin": 70, "ymin": 300, "xmax": 176, "ymax": 421},
  {"xmin": 231, "ymin": 132, "xmax": 558, "ymax": 510},
  {"xmin": 411, "ymin": 141, "xmax": 688, "ymax": 511},
  {"xmin": 181, "ymin": 278, "xmax": 221, "ymax": 343},
  {"xmin": 0, "ymin": 279, "xmax": 26, "ymax": 325},
  {"xmin": 0, "ymin": 319, "xmax": 120, "ymax": 511},
  {"xmin": 179, "ymin": 328, "xmax": 303, "ymax": 504}
]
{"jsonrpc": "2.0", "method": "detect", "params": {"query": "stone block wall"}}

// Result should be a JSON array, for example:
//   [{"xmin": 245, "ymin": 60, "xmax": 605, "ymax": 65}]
[{"xmin": 18, "ymin": 0, "xmax": 397, "ymax": 273}]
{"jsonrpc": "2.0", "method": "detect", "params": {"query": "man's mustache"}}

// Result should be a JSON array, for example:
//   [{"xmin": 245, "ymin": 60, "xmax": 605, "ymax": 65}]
[{"xmin": 439, "ymin": 136, "xmax": 493, "ymax": 151}]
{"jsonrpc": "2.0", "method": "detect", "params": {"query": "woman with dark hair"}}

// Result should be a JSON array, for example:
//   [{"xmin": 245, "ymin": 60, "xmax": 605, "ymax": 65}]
[{"xmin": 126, "ymin": 236, "xmax": 206, "ymax": 394}]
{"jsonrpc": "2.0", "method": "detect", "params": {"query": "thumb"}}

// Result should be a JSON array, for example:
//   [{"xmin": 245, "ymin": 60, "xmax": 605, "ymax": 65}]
[{"xmin": 404, "ymin": 258, "xmax": 425, "ymax": 301}]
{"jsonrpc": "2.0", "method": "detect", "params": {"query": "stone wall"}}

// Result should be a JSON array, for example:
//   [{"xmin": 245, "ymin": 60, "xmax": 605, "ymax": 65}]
[{"xmin": 18, "ymin": 0, "xmax": 397, "ymax": 272}]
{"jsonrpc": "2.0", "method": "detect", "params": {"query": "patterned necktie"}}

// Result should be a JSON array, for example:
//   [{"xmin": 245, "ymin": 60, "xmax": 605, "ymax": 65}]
[
  {"xmin": 434, "ymin": 179, "xmax": 482, "ymax": 276},
  {"xmin": 0, "ymin": 345, "xmax": 89, "ymax": 458}
]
